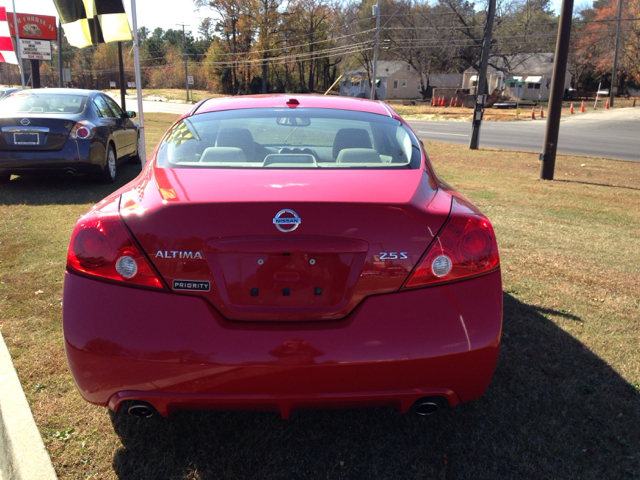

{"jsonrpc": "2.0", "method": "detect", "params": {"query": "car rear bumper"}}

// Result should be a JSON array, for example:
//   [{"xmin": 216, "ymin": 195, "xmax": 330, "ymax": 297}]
[
  {"xmin": 62, "ymin": 270, "xmax": 502, "ymax": 418},
  {"xmin": 0, "ymin": 140, "xmax": 105, "ymax": 175}
]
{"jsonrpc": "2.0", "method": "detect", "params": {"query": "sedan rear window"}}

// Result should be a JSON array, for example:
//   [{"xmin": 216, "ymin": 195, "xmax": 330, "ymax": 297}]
[
  {"xmin": 156, "ymin": 108, "xmax": 422, "ymax": 169},
  {"xmin": 1, "ymin": 93, "xmax": 86, "ymax": 114}
]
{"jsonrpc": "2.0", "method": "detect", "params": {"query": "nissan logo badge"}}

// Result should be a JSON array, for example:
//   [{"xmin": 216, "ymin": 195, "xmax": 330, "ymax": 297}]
[{"xmin": 273, "ymin": 209, "xmax": 301, "ymax": 232}]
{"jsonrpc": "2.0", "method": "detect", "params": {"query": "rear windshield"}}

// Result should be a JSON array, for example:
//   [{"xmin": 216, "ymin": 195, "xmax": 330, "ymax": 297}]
[
  {"xmin": 156, "ymin": 108, "xmax": 422, "ymax": 169},
  {"xmin": 1, "ymin": 93, "xmax": 86, "ymax": 114}
]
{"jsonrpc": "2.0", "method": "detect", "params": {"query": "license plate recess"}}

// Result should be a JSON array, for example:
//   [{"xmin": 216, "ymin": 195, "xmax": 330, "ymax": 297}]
[
  {"xmin": 14, "ymin": 132, "xmax": 39, "ymax": 145},
  {"xmin": 217, "ymin": 252, "xmax": 355, "ymax": 307}
]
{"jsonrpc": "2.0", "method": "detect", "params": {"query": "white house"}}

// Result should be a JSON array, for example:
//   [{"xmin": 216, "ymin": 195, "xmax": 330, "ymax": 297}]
[
  {"xmin": 339, "ymin": 61, "xmax": 423, "ymax": 100},
  {"xmin": 462, "ymin": 53, "xmax": 572, "ymax": 102}
]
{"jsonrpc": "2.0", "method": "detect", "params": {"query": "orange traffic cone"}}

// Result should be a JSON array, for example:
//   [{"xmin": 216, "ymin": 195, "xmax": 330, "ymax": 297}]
[
  {"xmin": 449, "ymin": 96, "xmax": 454, "ymax": 107},
  {"xmin": 605, "ymin": 99, "xmax": 609, "ymax": 109},
  {"xmin": 569, "ymin": 103, "xmax": 574, "ymax": 114},
  {"xmin": 431, "ymin": 96, "xmax": 436, "ymax": 106},
  {"xmin": 540, "ymin": 106, "xmax": 544, "ymax": 118},
  {"xmin": 531, "ymin": 106, "xmax": 535, "ymax": 119},
  {"xmin": 440, "ymin": 96, "xmax": 445, "ymax": 106},
  {"xmin": 581, "ymin": 100, "xmax": 585, "ymax": 112}
]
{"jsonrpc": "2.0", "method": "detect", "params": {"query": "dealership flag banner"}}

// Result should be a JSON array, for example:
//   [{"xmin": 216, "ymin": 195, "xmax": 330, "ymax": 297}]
[
  {"xmin": 52, "ymin": 0, "xmax": 131, "ymax": 48},
  {"xmin": 0, "ymin": 6, "xmax": 18, "ymax": 64}
]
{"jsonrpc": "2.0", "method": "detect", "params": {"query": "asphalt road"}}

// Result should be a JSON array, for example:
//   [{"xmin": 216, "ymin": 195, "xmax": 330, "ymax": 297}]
[
  {"xmin": 121, "ymin": 98, "xmax": 639, "ymax": 162},
  {"xmin": 407, "ymin": 108, "xmax": 640, "ymax": 162},
  {"xmin": 123, "ymin": 98, "xmax": 193, "ymax": 116}
]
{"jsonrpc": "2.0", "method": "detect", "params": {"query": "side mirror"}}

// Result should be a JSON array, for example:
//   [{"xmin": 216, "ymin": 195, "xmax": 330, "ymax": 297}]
[{"xmin": 127, "ymin": 111, "xmax": 137, "ymax": 118}]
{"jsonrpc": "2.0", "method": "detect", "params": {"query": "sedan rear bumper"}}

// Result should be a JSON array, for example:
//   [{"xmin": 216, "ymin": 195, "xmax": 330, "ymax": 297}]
[
  {"xmin": 63, "ymin": 270, "xmax": 502, "ymax": 418},
  {"xmin": 0, "ymin": 140, "xmax": 105, "ymax": 175}
]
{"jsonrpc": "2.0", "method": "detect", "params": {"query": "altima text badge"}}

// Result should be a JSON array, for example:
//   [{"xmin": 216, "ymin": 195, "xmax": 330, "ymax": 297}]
[{"xmin": 273, "ymin": 209, "xmax": 301, "ymax": 232}]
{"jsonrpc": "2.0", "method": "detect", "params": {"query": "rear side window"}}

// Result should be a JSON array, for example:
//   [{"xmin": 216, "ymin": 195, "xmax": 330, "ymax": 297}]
[
  {"xmin": 93, "ymin": 96, "xmax": 113, "ymax": 118},
  {"xmin": 156, "ymin": 108, "xmax": 422, "ymax": 169},
  {"xmin": 103, "ymin": 96, "xmax": 125, "ymax": 119}
]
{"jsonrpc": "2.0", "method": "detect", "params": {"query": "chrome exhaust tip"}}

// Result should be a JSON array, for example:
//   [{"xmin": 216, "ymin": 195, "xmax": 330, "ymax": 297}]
[
  {"xmin": 127, "ymin": 402, "xmax": 155, "ymax": 418},
  {"xmin": 412, "ymin": 396, "xmax": 448, "ymax": 416},
  {"xmin": 415, "ymin": 401, "xmax": 440, "ymax": 416},
  {"xmin": 63, "ymin": 168, "xmax": 76, "ymax": 177}
]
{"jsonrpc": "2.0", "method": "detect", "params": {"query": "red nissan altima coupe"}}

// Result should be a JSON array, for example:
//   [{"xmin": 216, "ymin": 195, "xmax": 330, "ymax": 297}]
[{"xmin": 63, "ymin": 95, "xmax": 502, "ymax": 419}]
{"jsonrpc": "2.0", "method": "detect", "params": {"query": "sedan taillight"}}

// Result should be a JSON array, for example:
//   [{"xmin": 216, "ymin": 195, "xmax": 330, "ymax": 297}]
[
  {"xmin": 67, "ymin": 210, "xmax": 164, "ymax": 289},
  {"xmin": 69, "ymin": 120, "xmax": 96, "ymax": 140},
  {"xmin": 403, "ymin": 197, "xmax": 499, "ymax": 288}
]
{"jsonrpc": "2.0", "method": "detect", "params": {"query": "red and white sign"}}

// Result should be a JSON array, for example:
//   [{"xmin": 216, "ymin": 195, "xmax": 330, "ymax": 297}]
[
  {"xmin": 7, "ymin": 12, "xmax": 57, "ymax": 41},
  {"xmin": 0, "ymin": 7, "xmax": 18, "ymax": 64}
]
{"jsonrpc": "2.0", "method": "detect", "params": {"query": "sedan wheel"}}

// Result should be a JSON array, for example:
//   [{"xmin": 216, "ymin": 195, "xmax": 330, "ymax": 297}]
[
  {"xmin": 137, "ymin": 135, "xmax": 143, "ymax": 164},
  {"xmin": 129, "ymin": 134, "xmax": 144, "ymax": 166},
  {"xmin": 97, "ymin": 146, "xmax": 117, "ymax": 184}
]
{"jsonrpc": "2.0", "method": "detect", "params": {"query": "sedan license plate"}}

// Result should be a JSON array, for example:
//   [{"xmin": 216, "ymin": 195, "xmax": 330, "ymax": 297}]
[{"xmin": 14, "ymin": 132, "xmax": 39, "ymax": 145}]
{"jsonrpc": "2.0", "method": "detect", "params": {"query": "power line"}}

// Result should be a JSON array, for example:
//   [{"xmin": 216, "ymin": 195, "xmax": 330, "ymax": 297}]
[
  {"xmin": 80, "ymin": 22, "xmax": 639, "ymax": 75},
  {"xmin": 80, "ymin": 42, "xmax": 373, "ymax": 74}
]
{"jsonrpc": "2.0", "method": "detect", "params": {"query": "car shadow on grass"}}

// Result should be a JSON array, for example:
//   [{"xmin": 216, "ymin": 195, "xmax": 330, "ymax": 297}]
[
  {"xmin": 0, "ymin": 162, "xmax": 142, "ymax": 206},
  {"xmin": 109, "ymin": 293, "xmax": 640, "ymax": 480}
]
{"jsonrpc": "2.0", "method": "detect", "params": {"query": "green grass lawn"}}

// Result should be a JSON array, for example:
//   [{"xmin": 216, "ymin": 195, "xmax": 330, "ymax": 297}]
[{"xmin": 0, "ymin": 114, "xmax": 638, "ymax": 479}]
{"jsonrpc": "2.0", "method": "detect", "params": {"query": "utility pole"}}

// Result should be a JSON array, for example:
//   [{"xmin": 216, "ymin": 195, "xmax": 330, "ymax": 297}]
[
  {"xmin": 469, "ymin": 0, "xmax": 496, "ymax": 149},
  {"xmin": 370, "ymin": 0, "xmax": 381, "ymax": 100},
  {"xmin": 609, "ymin": 0, "xmax": 623, "ymax": 107},
  {"xmin": 540, "ymin": 0, "xmax": 574, "ymax": 180},
  {"xmin": 10, "ymin": 0, "xmax": 25, "ymax": 88},
  {"xmin": 57, "ymin": 19, "xmax": 62, "ymax": 87},
  {"xmin": 231, "ymin": 15, "xmax": 237, "ymax": 95},
  {"xmin": 177, "ymin": 23, "xmax": 190, "ymax": 102},
  {"xmin": 30, "ymin": 59, "xmax": 40, "ymax": 88},
  {"xmin": 131, "ymin": 0, "xmax": 146, "ymax": 166},
  {"xmin": 118, "ymin": 42, "xmax": 126, "ymax": 111}
]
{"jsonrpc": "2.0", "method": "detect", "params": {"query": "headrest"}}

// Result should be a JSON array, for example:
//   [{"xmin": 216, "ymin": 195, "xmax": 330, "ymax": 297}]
[
  {"xmin": 332, "ymin": 128, "xmax": 372, "ymax": 159},
  {"xmin": 215, "ymin": 128, "xmax": 255, "ymax": 161},
  {"xmin": 28, "ymin": 98, "xmax": 49, "ymax": 112}
]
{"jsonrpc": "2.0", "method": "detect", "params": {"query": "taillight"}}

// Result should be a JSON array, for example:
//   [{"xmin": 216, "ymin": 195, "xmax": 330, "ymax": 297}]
[
  {"xmin": 67, "ymin": 211, "xmax": 164, "ymax": 289},
  {"xmin": 69, "ymin": 120, "xmax": 96, "ymax": 140},
  {"xmin": 404, "ymin": 197, "xmax": 499, "ymax": 288}
]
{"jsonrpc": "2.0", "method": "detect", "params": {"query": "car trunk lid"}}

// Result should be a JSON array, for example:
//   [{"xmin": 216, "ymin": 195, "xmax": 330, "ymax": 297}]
[
  {"xmin": 0, "ymin": 116, "xmax": 76, "ymax": 151},
  {"xmin": 120, "ymin": 167, "xmax": 451, "ymax": 321}
]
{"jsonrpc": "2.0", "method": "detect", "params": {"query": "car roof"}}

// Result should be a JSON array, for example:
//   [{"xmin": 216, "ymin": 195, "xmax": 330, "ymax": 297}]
[{"xmin": 193, "ymin": 94, "xmax": 394, "ymax": 117}]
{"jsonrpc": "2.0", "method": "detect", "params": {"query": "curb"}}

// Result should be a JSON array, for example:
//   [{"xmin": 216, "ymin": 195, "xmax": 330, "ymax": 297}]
[{"xmin": 0, "ymin": 332, "xmax": 57, "ymax": 480}]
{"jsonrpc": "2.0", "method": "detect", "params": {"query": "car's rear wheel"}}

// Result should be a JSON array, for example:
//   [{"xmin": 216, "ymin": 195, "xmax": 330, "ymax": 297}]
[
  {"xmin": 128, "ymin": 133, "xmax": 143, "ymax": 165},
  {"xmin": 136, "ymin": 134, "xmax": 143, "ymax": 165},
  {"xmin": 97, "ymin": 146, "xmax": 117, "ymax": 184},
  {"xmin": 0, "ymin": 174, "xmax": 11, "ymax": 184}
]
